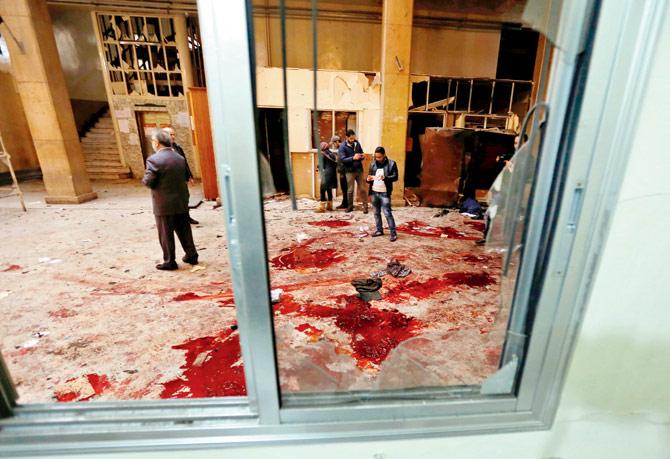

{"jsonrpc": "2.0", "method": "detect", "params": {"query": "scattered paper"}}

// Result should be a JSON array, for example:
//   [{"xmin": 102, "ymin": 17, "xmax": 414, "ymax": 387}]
[
  {"xmin": 21, "ymin": 339, "xmax": 39, "ymax": 349},
  {"xmin": 190, "ymin": 265, "xmax": 206, "ymax": 273},
  {"xmin": 0, "ymin": 291, "xmax": 10, "ymax": 300},
  {"xmin": 296, "ymin": 233, "xmax": 309, "ymax": 243},
  {"xmin": 271, "ymin": 288, "xmax": 283, "ymax": 303}
]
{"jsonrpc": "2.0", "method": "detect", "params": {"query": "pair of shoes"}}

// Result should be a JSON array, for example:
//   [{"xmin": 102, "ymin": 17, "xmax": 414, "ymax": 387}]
[
  {"xmin": 182, "ymin": 255, "xmax": 199, "ymax": 265},
  {"xmin": 389, "ymin": 234, "xmax": 397, "ymax": 242},
  {"xmin": 336, "ymin": 203, "xmax": 348, "ymax": 209},
  {"xmin": 372, "ymin": 231, "xmax": 384, "ymax": 237},
  {"xmin": 156, "ymin": 262, "xmax": 178, "ymax": 270},
  {"xmin": 315, "ymin": 202, "xmax": 326, "ymax": 213},
  {"xmin": 189, "ymin": 217, "xmax": 199, "ymax": 225},
  {"xmin": 475, "ymin": 239, "xmax": 486, "ymax": 246},
  {"xmin": 345, "ymin": 207, "xmax": 354, "ymax": 213}
]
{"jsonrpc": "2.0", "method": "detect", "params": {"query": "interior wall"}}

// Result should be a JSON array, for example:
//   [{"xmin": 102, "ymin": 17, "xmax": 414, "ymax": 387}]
[
  {"xmin": 49, "ymin": 6, "xmax": 107, "ymax": 102},
  {"xmin": 254, "ymin": 14, "xmax": 381, "ymax": 72},
  {"xmin": 255, "ymin": 67, "xmax": 381, "ymax": 154},
  {"xmin": 0, "ymin": 67, "xmax": 40, "ymax": 174},
  {"xmin": 411, "ymin": 26, "xmax": 501, "ymax": 77}
]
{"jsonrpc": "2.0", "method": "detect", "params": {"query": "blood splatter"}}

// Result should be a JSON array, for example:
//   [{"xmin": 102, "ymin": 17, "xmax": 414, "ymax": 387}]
[
  {"xmin": 295, "ymin": 323, "xmax": 323, "ymax": 342},
  {"xmin": 173, "ymin": 291, "xmax": 234, "ymax": 307},
  {"xmin": 278, "ymin": 294, "xmax": 422, "ymax": 368},
  {"xmin": 49, "ymin": 308, "xmax": 76, "ymax": 319},
  {"xmin": 2, "ymin": 265, "xmax": 21, "ymax": 272},
  {"xmin": 384, "ymin": 272, "xmax": 496, "ymax": 303},
  {"xmin": 270, "ymin": 245, "xmax": 345, "ymax": 270},
  {"xmin": 160, "ymin": 329, "xmax": 247, "ymax": 399},
  {"xmin": 55, "ymin": 391, "xmax": 79, "ymax": 402},
  {"xmin": 173, "ymin": 292, "xmax": 205, "ymax": 301},
  {"xmin": 462, "ymin": 254, "xmax": 489, "ymax": 263},
  {"xmin": 396, "ymin": 220, "xmax": 479, "ymax": 240},
  {"xmin": 55, "ymin": 374, "xmax": 111, "ymax": 402},
  {"xmin": 464, "ymin": 220, "xmax": 486, "ymax": 232},
  {"xmin": 485, "ymin": 347, "xmax": 502, "ymax": 367},
  {"xmin": 275, "ymin": 295, "xmax": 306, "ymax": 314},
  {"xmin": 307, "ymin": 220, "xmax": 352, "ymax": 228}
]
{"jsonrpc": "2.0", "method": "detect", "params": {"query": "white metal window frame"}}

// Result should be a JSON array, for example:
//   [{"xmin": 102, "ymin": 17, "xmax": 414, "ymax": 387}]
[{"xmin": 0, "ymin": 0, "xmax": 666, "ymax": 455}]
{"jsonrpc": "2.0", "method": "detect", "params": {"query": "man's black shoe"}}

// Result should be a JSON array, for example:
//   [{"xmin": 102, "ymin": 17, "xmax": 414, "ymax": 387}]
[
  {"xmin": 389, "ymin": 234, "xmax": 397, "ymax": 242},
  {"xmin": 182, "ymin": 255, "xmax": 199, "ymax": 265},
  {"xmin": 189, "ymin": 217, "xmax": 199, "ymax": 225},
  {"xmin": 156, "ymin": 262, "xmax": 178, "ymax": 270},
  {"xmin": 363, "ymin": 208, "xmax": 369, "ymax": 214},
  {"xmin": 475, "ymin": 239, "xmax": 486, "ymax": 246},
  {"xmin": 372, "ymin": 231, "xmax": 384, "ymax": 237},
  {"xmin": 345, "ymin": 208, "xmax": 354, "ymax": 213},
  {"xmin": 336, "ymin": 202, "xmax": 348, "ymax": 209}
]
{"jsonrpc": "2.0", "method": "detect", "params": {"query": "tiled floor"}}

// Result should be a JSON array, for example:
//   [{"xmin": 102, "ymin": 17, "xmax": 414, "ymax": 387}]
[{"xmin": 0, "ymin": 181, "xmax": 506, "ymax": 403}]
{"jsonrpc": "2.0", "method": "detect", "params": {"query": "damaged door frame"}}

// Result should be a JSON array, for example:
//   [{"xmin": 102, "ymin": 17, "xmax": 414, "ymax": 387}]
[{"xmin": 0, "ymin": 0, "xmax": 667, "ymax": 455}]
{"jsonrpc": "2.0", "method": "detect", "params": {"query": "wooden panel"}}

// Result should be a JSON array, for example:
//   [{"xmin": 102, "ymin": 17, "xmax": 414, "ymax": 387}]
[
  {"xmin": 187, "ymin": 87, "xmax": 219, "ymax": 200},
  {"xmin": 291, "ymin": 152, "xmax": 318, "ymax": 199}
]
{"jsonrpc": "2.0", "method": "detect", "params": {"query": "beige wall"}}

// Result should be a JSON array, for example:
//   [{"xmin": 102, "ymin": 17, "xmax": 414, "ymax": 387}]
[
  {"xmin": 256, "ymin": 67, "xmax": 381, "ymax": 153},
  {"xmin": 0, "ymin": 67, "xmax": 39, "ymax": 174},
  {"xmin": 254, "ymin": 15, "xmax": 381, "ymax": 72},
  {"xmin": 411, "ymin": 26, "xmax": 500, "ymax": 77},
  {"xmin": 49, "ymin": 6, "xmax": 107, "ymax": 102},
  {"xmin": 253, "ymin": 14, "xmax": 501, "ymax": 79}
]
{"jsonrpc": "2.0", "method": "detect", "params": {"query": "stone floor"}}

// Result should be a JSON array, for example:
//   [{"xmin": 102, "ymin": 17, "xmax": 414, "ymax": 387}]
[{"xmin": 0, "ymin": 180, "xmax": 507, "ymax": 404}]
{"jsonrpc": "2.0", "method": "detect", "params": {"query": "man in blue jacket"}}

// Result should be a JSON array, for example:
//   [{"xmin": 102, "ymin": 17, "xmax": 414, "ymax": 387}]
[
  {"xmin": 338, "ymin": 129, "xmax": 368, "ymax": 213},
  {"xmin": 366, "ymin": 146, "xmax": 399, "ymax": 241}
]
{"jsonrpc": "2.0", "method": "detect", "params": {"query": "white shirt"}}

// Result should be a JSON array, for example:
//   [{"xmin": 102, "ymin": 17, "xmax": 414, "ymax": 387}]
[{"xmin": 372, "ymin": 168, "xmax": 387, "ymax": 192}]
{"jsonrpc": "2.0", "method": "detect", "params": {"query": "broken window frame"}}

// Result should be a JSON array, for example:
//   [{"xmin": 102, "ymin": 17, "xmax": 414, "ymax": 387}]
[
  {"xmin": 1, "ymin": 0, "xmax": 666, "ymax": 454},
  {"xmin": 94, "ymin": 12, "xmax": 184, "ymax": 99}
]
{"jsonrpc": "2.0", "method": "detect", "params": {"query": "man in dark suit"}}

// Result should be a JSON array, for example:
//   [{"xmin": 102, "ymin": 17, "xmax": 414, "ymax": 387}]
[
  {"xmin": 163, "ymin": 127, "xmax": 199, "ymax": 225},
  {"xmin": 142, "ymin": 129, "xmax": 199, "ymax": 270}
]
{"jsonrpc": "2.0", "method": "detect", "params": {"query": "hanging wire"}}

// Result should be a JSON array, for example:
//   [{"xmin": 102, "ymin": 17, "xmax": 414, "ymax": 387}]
[
  {"xmin": 279, "ymin": 0, "xmax": 297, "ymax": 210},
  {"xmin": 311, "ymin": 0, "xmax": 319, "ymax": 185}
]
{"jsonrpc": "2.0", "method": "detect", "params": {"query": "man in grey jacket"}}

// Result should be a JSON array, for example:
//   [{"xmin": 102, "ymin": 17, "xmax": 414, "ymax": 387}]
[{"xmin": 142, "ymin": 130, "xmax": 199, "ymax": 270}]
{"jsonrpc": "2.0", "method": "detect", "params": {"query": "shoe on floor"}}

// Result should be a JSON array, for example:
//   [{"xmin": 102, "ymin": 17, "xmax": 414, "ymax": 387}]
[
  {"xmin": 156, "ymin": 262, "xmax": 178, "ymax": 270},
  {"xmin": 345, "ymin": 208, "xmax": 354, "ymax": 213},
  {"xmin": 372, "ymin": 231, "xmax": 384, "ymax": 237},
  {"xmin": 182, "ymin": 255, "xmax": 199, "ymax": 265},
  {"xmin": 336, "ymin": 203, "xmax": 348, "ymax": 209},
  {"xmin": 475, "ymin": 239, "xmax": 486, "ymax": 246},
  {"xmin": 363, "ymin": 207, "xmax": 369, "ymax": 214},
  {"xmin": 389, "ymin": 234, "xmax": 397, "ymax": 242},
  {"xmin": 189, "ymin": 217, "xmax": 200, "ymax": 225}
]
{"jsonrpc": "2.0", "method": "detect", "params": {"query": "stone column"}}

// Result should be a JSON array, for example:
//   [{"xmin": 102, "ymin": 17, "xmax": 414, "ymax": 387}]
[
  {"xmin": 380, "ymin": 0, "xmax": 414, "ymax": 206},
  {"xmin": 0, "ymin": 0, "xmax": 96, "ymax": 203}
]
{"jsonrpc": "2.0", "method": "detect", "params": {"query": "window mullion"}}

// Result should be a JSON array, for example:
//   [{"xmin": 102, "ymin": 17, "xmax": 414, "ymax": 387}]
[{"xmin": 197, "ymin": 0, "xmax": 281, "ymax": 424}]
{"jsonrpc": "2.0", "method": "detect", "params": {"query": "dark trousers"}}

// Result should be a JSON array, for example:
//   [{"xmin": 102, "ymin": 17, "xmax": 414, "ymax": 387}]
[
  {"xmin": 320, "ymin": 183, "xmax": 333, "ymax": 202},
  {"xmin": 338, "ymin": 172, "xmax": 348, "ymax": 207},
  {"xmin": 345, "ymin": 170, "xmax": 368, "ymax": 211},
  {"xmin": 155, "ymin": 213, "xmax": 198, "ymax": 263},
  {"xmin": 372, "ymin": 191, "xmax": 396, "ymax": 235}
]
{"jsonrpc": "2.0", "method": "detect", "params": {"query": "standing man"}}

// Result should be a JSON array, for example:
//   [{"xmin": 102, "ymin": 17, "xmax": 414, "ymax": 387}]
[
  {"xmin": 338, "ymin": 129, "xmax": 368, "ymax": 214},
  {"xmin": 143, "ymin": 129, "xmax": 199, "ymax": 270},
  {"xmin": 163, "ymin": 127, "xmax": 198, "ymax": 225},
  {"xmin": 315, "ymin": 136, "xmax": 339, "ymax": 213},
  {"xmin": 366, "ymin": 146, "xmax": 398, "ymax": 241},
  {"xmin": 335, "ymin": 137, "xmax": 348, "ymax": 209}
]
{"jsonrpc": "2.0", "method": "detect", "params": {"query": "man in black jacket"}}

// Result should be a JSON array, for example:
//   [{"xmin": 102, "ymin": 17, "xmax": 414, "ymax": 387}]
[
  {"xmin": 366, "ymin": 146, "xmax": 399, "ymax": 241},
  {"xmin": 143, "ymin": 130, "xmax": 199, "ymax": 270},
  {"xmin": 338, "ymin": 129, "xmax": 368, "ymax": 214},
  {"xmin": 163, "ymin": 127, "xmax": 198, "ymax": 225}
]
